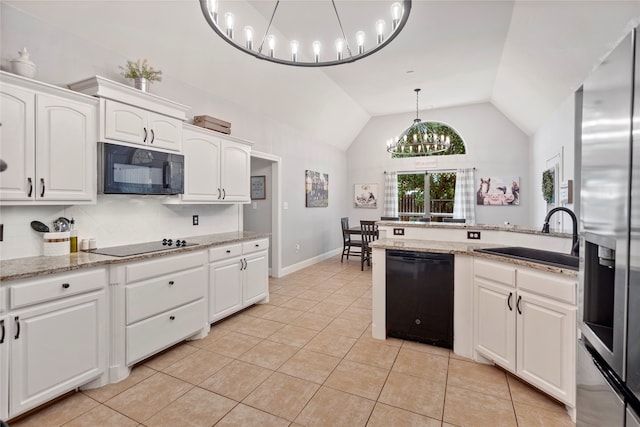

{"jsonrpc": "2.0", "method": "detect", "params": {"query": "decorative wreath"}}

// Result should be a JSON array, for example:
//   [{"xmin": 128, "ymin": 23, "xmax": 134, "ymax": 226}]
[{"xmin": 542, "ymin": 169, "xmax": 555, "ymax": 203}]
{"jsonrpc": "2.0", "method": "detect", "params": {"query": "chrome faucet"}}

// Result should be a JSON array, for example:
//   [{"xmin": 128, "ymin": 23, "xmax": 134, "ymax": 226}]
[{"xmin": 542, "ymin": 207, "xmax": 579, "ymax": 257}]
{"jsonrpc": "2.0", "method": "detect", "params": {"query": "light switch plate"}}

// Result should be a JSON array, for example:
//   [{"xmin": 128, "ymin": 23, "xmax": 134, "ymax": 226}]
[
  {"xmin": 393, "ymin": 228, "xmax": 405, "ymax": 236},
  {"xmin": 467, "ymin": 231, "xmax": 481, "ymax": 240}
]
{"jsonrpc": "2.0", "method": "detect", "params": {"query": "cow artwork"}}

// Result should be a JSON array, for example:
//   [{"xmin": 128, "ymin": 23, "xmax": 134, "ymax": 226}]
[{"xmin": 477, "ymin": 176, "xmax": 520, "ymax": 206}]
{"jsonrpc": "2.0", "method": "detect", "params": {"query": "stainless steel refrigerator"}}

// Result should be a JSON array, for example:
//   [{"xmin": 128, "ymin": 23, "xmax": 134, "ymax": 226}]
[{"xmin": 578, "ymin": 27, "xmax": 640, "ymax": 426}]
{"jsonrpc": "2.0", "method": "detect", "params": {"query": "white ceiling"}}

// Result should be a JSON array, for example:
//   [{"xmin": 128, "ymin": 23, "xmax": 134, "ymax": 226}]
[{"xmin": 6, "ymin": 0, "xmax": 640, "ymax": 150}]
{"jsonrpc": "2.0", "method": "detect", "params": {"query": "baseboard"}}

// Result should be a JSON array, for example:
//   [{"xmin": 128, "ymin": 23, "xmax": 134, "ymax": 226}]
[{"xmin": 280, "ymin": 247, "xmax": 342, "ymax": 277}]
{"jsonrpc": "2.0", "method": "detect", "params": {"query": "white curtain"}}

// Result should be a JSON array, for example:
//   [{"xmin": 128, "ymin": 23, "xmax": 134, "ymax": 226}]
[
  {"xmin": 453, "ymin": 168, "xmax": 476, "ymax": 224},
  {"xmin": 383, "ymin": 172, "xmax": 398, "ymax": 217}
]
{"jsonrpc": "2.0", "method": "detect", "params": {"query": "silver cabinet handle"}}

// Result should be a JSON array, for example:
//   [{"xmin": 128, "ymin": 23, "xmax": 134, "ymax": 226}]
[
  {"xmin": 40, "ymin": 178, "xmax": 45, "ymax": 197},
  {"xmin": 222, "ymin": 189, "xmax": 226, "ymax": 200},
  {"xmin": 0, "ymin": 319, "xmax": 5, "ymax": 344},
  {"xmin": 150, "ymin": 129, "xmax": 155, "ymax": 144},
  {"xmin": 27, "ymin": 177, "xmax": 33, "ymax": 197},
  {"xmin": 507, "ymin": 292, "xmax": 513, "ymax": 311},
  {"xmin": 14, "ymin": 316, "xmax": 20, "ymax": 339},
  {"xmin": 143, "ymin": 127, "xmax": 148, "ymax": 142}
]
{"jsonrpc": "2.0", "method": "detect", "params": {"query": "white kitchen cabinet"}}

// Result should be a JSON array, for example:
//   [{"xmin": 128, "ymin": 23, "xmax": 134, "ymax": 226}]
[
  {"xmin": 104, "ymin": 100, "xmax": 182, "ymax": 151},
  {"xmin": 4, "ymin": 268, "xmax": 107, "ymax": 419},
  {"xmin": 208, "ymin": 239, "xmax": 269, "ymax": 323},
  {"xmin": 0, "ymin": 72, "xmax": 98, "ymax": 204},
  {"xmin": 180, "ymin": 125, "xmax": 251, "ymax": 203},
  {"xmin": 473, "ymin": 258, "xmax": 576, "ymax": 406},
  {"xmin": 123, "ymin": 251, "xmax": 207, "ymax": 365},
  {"xmin": 0, "ymin": 315, "xmax": 8, "ymax": 421}
]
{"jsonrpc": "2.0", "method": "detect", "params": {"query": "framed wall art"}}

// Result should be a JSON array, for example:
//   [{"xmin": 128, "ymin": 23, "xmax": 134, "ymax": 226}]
[
  {"xmin": 305, "ymin": 170, "xmax": 329, "ymax": 207},
  {"xmin": 354, "ymin": 183, "xmax": 378, "ymax": 208},
  {"xmin": 251, "ymin": 175, "xmax": 266, "ymax": 200},
  {"xmin": 476, "ymin": 176, "xmax": 520, "ymax": 206}
]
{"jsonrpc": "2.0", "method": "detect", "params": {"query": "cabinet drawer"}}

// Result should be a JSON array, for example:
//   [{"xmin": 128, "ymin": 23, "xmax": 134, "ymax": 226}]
[
  {"xmin": 517, "ymin": 268, "xmax": 576, "ymax": 304},
  {"xmin": 126, "ymin": 266, "xmax": 206, "ymax": 324},
  {"xmin": 126, "ymin": 298, "xmax": 205, "ymax": 366},
  {"xmin": 126, "ymin": 251, "xmax": 205, "ymax": 283},
  {"xmin": 242, "ymin": 238, "xmax": 269, "ymax": 254},
  {"xmin": 474, "ymin": 259, "xmax": 516, "ymax": 287},
  {"xmin": 10, "ymin": 268, "xmax": 106, "ymax": 309},
  {"xmin": 209, "ymin": 244, "xmax": 242, "ymax": 262}
]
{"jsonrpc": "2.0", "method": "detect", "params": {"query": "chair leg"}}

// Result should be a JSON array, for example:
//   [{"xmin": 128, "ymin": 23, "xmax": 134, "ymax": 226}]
[{"xmin": 341, "ymin": 243, "xmax": 346, "ymax": 262}]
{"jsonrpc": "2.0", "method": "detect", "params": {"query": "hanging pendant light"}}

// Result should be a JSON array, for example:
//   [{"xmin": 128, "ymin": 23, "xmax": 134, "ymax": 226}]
[
  {"xmin": 200, "ymin": 0, "xmax": 411, "ymax": 67},
  {"xmin": 386, "ymin": 89, "xmax": 452, "ymax": 157}
]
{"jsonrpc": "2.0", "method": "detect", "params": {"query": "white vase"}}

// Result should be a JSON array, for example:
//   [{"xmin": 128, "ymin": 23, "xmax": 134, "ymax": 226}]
[
  {"xmin": 133, "ymin": 77, "xmax": 148, "ymax": 92},
  {"xmin": 10, "ymin": 48, "xmax": 37, "ymax": 78}
]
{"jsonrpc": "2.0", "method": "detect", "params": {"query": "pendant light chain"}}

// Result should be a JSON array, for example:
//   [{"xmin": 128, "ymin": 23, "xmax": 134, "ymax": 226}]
[
  {"xmin": 257, "ymin": 0, "xmax": 280, "ymax": 55},
  {"xmin": 331, "ymin": 0, "xmax": 353, "ymax": 58},
  {"xmin": 415, "ymin": 88, "xmax": 420, "ymax": 121}
]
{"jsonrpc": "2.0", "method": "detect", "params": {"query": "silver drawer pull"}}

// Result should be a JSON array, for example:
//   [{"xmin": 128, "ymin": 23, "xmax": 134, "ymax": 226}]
[{"xmin": 62, "ymin": 283, "xmax": 70, "ymax": 289}]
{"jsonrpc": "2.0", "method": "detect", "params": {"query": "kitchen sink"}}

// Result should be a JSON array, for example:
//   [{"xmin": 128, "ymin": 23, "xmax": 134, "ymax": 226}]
[{"xmin": 474, "ymin": 246, "xmax": 579, "ymax": 270}]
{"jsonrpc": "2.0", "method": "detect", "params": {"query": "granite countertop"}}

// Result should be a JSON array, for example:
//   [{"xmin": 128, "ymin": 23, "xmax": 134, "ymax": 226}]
[
  {"xmin": 1, "ymin": 231, "xmax": 269, "ymax": 282},
  {"xmin": 370, "ymin": 238, "xmax": 578, "ymax": 277},
  {"xmin": 376, "ymin": 221, "xmax": 572, "ymax": 238}
]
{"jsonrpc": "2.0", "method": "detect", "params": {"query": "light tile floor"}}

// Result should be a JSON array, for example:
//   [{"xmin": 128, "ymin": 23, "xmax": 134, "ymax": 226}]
[{"xmin": 8, "ymin": 256, "xmax": 575, "ymax": 426}]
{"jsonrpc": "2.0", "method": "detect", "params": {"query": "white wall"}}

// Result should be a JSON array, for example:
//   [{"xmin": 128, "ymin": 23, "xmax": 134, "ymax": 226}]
[
  {"xmin": 529, "ymin": 94, "xmax": 576, "ymax": 233},
  {"xmin": 346, "ymin": 103, "xmax": 531, "ymax": 226},
  {"xmin": 0, "ymin": 3, "xmax": 348, "ymax": 264}
]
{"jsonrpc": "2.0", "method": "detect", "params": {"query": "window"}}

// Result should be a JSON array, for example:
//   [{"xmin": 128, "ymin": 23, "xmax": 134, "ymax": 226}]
[{"xmin": 398, "ymin": 172, "xmax": 457, "ymax": 221}]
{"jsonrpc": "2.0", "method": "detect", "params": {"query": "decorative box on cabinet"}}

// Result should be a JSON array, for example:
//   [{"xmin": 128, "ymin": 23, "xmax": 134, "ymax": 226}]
[
  {"xmin": 3, "ymin": 268, "xmax": 107, "ymax": 419},
  {"xmin": 68, "ymin": 76, "xmax": 189, "ymax": 152},
  {"xmin": 0, "ymin": 71, "xmax": 98, "ymax": 204},
  {"xmin": 208, "ymin": 238, "xmax": 269, "ymax": 323},
  {"xmin": 473, "ymin": 258, "xmax": 576, "ymax": 407},
  {"xmin": 179, "ymin": 124, "xmax": 252, "ymax": 203},
  {"xmin": 122, "ymin": 251, "xmax": 207, "ymax": 365}
]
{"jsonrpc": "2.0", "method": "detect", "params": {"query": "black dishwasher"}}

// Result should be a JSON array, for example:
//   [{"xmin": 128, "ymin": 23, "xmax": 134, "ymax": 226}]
[{"xmin": 386, "ymin": 250, "xmax": 454, "ymax": 348}]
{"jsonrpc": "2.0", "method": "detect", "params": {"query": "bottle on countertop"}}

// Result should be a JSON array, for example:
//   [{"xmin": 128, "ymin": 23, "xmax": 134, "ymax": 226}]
[{"xmin": 69, "ymin": 218, "xmax": 77, "ymax": 253}]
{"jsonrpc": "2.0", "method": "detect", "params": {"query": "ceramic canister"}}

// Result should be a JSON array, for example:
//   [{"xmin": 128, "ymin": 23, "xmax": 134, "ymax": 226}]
[
  {"xmin": 43, "ymin": 231, "xmax": 70, "ymax": 256},
  {"xmin": 10, "ymin": 48, "xmax": 37, "ymax": 78}
]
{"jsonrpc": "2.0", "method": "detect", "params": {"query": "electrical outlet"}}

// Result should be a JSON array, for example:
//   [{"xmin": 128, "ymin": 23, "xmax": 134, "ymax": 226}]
[
  {"xmin": 393, "ymin": 228, "xmax": 405, "ymax": 236},
  {"xmin": 192, "ymin": 215, "xmax": 199, "ymax": 226},
  {"xmin": 467, "ymin": 231, "xmax": 481, "ymax": 240},
  {"xmin": 295, "ymin": 243, "xmax": 300, "ymax": 253}
]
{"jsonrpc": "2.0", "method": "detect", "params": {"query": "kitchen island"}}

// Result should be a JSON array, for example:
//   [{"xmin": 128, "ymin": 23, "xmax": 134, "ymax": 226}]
[{"xmin": 370, "ymin": 221, "xmax": 578, "ymax": 415}]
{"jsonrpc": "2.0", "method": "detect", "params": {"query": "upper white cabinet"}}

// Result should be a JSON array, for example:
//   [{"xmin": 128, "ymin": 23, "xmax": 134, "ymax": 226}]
[
  {"xmin": 0, "ymin": 72, "xmax": 98, "ymax": 204},
  {"xmin": 473, "ymin": 259, "xmax": 576, "ymax": 406},
  {"xmin": 104, "ymin": 100, "xmax": 182, "ymax": 151},
  {"xmin": 181, "ymin": 124, "xmax": 251, "ymax": 203},
  {"xmin": 69, "ymin": 76, "xmax": 189, "ymax": 152}
]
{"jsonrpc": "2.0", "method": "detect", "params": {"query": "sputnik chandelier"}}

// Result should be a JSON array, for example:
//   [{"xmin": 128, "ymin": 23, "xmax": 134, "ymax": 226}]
[
  {"xmin": 199, "ymin": 0, "xmax": 411, "ymax": 67},
  {"xmin": 387, "ymin": 89, "xmax": 451, "ymax": 157}
]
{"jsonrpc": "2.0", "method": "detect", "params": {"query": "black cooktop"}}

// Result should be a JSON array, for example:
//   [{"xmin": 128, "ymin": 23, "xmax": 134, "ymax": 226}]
[{"xmin": 92, "ymin": 239, "xmax": 198, "ymax": 257}]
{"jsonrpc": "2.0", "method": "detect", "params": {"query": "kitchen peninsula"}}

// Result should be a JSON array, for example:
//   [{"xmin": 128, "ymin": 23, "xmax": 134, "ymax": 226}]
[{"xmin": 370, "ymin": 221, "xmax": 578, "ymax": 414}]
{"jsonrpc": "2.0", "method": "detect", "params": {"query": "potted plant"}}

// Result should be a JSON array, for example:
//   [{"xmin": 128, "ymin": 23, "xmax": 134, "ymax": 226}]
[{"xmin": 120, "ymin": 59, "xmax": 162, "ymax": 92}]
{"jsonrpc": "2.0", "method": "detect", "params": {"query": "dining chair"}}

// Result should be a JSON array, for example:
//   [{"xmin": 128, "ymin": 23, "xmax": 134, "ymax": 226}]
[
  {"xmin": 341, "ymin": 217, "xmax": 362, "ymax": 262},
  {"xmin": 360, "ymin": 220, "xmax": 379, "ymax": 271}
]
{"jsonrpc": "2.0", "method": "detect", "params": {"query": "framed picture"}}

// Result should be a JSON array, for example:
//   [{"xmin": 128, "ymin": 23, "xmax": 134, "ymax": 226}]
[
  {"xmin": 476, "ymin": 176, "xmax": 520, "ymax": 206},
  {"xmin": 354, "ymin": 183, "xmax": 378, "ymax": 208},
  {"xmin": 251, "ymin": 175, "xmax": 266, "ymax": 200},
  {"xmin": 305, "ymin": 170, "xmax": 329, "ymax": 207}
]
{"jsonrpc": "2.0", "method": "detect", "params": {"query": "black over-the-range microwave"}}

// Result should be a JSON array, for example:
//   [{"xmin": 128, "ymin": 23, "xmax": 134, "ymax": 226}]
[{"xmin": 98, "ymin": 143, "xmax": 184, "ymax": 195}]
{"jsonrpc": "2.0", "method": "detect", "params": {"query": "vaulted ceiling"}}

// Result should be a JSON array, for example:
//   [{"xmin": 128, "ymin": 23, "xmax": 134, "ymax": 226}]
[{"xmin": 5, "ymin": 0, "xmax": 640, "ymax": 150}]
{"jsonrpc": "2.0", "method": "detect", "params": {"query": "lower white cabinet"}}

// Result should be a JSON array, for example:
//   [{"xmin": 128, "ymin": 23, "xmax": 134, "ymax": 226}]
[
  {"xmin": 0, "ymin": 315, "xmax": 8, "ymax": 421},
  {"xmin": 3, "ymin": 268, "xmax": 107, "ymax": 419},
  {"xmin": 123, "ymin": 251, "xmax": 207, "ymax": 365},
  {"xmin": 474, "ymin": 259, "xmax": 576, "ymax": 406},
  {"xmin": 209, "ymin": 239, "xmax": 269, "ymax": 323}
]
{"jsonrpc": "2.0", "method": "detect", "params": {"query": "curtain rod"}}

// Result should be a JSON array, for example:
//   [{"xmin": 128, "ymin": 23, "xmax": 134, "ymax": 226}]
[{"xmin": 384, "ymin": 167, "xmax": 475, "ymax": 174}]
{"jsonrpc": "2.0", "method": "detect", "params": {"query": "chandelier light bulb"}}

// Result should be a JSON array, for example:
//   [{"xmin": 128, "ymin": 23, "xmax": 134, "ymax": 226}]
[
  {"xmin": 206, "ymin": 0, "xmax": 218, "ymax": 23},
  {"xmin": 356, "ymin": 30, "xmax": 366, "ymax": 55},
  {"xmin": 290, "ymin": 40, "xmax": 299, "ymax": 62},
  {"xmin": 390, "ymin": 2, "xmax": 402, "ymax": 30},
  {"xmin": 376, "ymin": 19, "xmax": 386, "ymax": 44},
  {"xmin": 313, "ymin": 40, "xmax": 321, "ymax": 63},
  {"xmin": 224, "ymin": 12, "xmax": 234, "ymax": 39},
  {"xmin": 267, "ymin": 35, "xmax": 276, "ymax": 58},
  {"xmin": 335, "ymin": 38, "xmax": 344, "ymax": 61},
  {"xmin": 244, "ymin": 26, "xmax": 254, "ymax": 50}
]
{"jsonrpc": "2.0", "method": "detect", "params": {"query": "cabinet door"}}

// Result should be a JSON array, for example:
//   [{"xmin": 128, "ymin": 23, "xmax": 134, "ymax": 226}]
[
  {"xmin": 147, "ymin": 111, "xmax": 182, "ymax": 151},
  {"xmin": 0, "ymin": 84, "xmax": 35, "ymax": 201},
  {"xmin": 220, "ymin": 141, "xmax": 250, "ymax": 202},
  {"xmin": 181, "ymin": 129, "xmax": 222, "ymax": 202},
  {"xmin": 243, "ymin": 251, "xmax": 269, "ymax": 306},
  {"xmin": 516, "ymin": 290, "xmax": 576, "ymax": 405},
  {"xmin": 10, "ymin": 291, "xmax": 105, "ymax": 417},
  {"xmin": 0, "ymin": 315, "xmax": 8, "ymax": 421},
  {"xmin": 474, "ymin": 278, "xmax": 516, "ymax": 372},
  {"xmin": 104, "ymin": 100, "xmax": 147, "ymax": 145},
  {"xmin": 209, "ymin": 258, "xmax": 243, "ymax": 322},
  {"xmin": 36, "ymin": 93, "xmax": 97, "ymax": 202}
]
